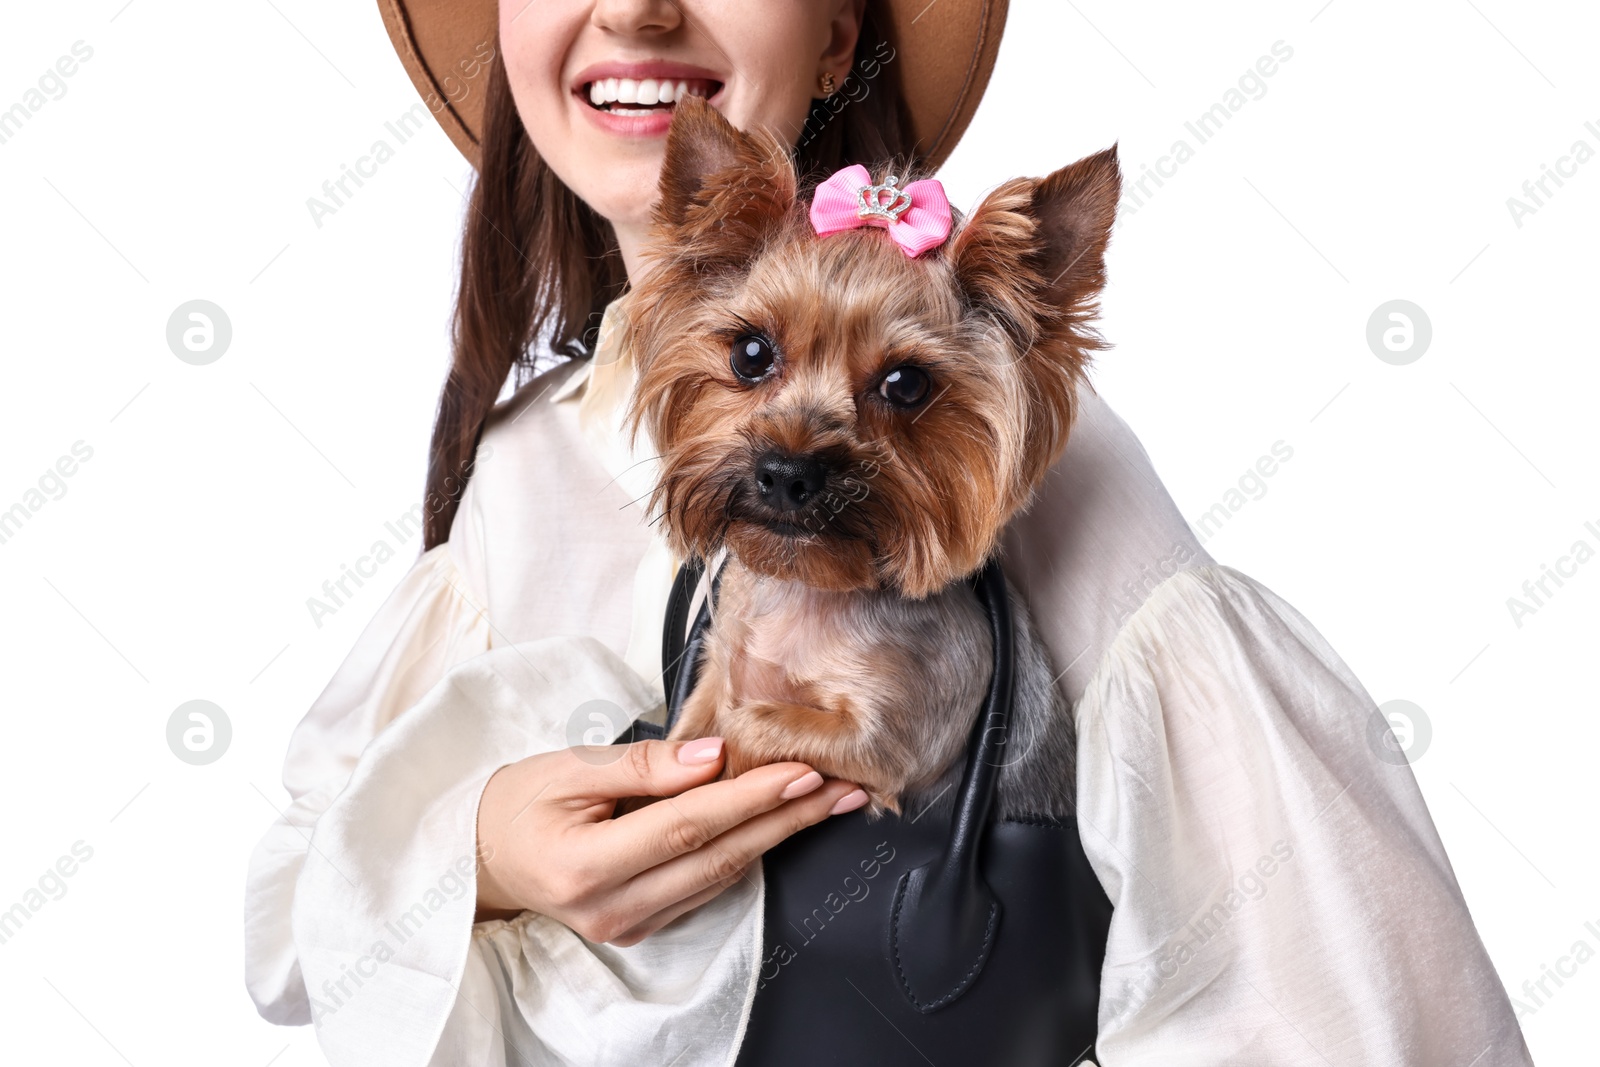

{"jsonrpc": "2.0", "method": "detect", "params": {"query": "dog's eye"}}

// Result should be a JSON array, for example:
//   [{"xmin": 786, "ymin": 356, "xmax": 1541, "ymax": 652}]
[
  {"xmin": 730, "ymin": 334, "xmax": 776, "ymax": 381},
  {"xmin": 878, "ymin": 365, "xmax": 931, "ymax": 408}
]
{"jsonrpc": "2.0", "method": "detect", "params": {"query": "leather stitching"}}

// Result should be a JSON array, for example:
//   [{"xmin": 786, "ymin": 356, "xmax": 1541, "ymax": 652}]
[{"xmin": 887, "ymin": 870, "xmax": 1001, "ymax": 1012}]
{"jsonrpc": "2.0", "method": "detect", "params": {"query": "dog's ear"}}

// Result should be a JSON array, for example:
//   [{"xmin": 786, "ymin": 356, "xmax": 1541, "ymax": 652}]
[
  {"xmin": 1027, "ymin": 144, "xmax": 1122, "ymax": 311},
  {"xmin": 950, "ymin": 146, "xmax": 1120, "ymax": 486},
  {"xmin": 950, "ymin": 145, "xmax": 1121, "ymax": 346},
  {"xmin": 652, "ymin": 95, "xmax": 797, "ymax": 267}
]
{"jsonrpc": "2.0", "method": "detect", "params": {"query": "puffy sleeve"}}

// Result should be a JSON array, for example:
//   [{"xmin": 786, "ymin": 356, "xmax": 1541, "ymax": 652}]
[
  {"xmin": 286, "ymin": 636, "xmax": 754, "ymax": 1067},
  {"xmin": 1075, "ymin": 564, "xmax": 1532, "ymax": 1064},
  {"xmin": 243, "ymin": 538, "xmax": 492, "ymax": 1023}
]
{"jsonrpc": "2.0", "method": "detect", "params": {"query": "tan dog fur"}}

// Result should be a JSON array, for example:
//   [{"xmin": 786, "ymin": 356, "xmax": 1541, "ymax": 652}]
[{"xmin": 624, "ymin": 98, "xmax": 1120, "ymax": 816}]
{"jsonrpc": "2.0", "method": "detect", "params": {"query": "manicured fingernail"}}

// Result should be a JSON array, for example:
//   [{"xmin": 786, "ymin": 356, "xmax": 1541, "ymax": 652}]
[
  {"xmin": 678, "ymin": 737, "xmax": 724, "ymax": 764},
  {"xmin": 829, "ymin": 788, "xmax": 869, "ymax": 815},
  {"xmin": 779, "ymin": 771, "xmax": 823, "ymax": 800}
]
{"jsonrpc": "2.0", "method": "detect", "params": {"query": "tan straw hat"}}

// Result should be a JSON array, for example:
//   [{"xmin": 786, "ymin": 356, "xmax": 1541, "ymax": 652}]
[{"xmin": 376, "ymin": 0, "xmax": 1009, "ymax": 170}]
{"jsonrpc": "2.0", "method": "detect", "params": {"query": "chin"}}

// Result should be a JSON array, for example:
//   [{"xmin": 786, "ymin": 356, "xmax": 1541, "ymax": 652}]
[
  {"xmin": 723, "ymin": 522, "xmax": 881, "ymax": 592},
  {"xmin": 574, "ymin": 156, "xmax": 666, "ymax": 224}
]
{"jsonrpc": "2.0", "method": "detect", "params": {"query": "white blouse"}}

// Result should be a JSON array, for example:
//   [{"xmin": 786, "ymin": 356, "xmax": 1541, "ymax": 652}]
[{"xmin": 244, "ymin": 299, "xmax": 1533, "ymax": 1065}]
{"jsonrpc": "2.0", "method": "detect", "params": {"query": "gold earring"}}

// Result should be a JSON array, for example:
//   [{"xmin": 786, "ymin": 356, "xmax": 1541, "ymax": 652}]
[{"xmin": 818, "ymin": 71, "xmax": 836, "ymax": 96}]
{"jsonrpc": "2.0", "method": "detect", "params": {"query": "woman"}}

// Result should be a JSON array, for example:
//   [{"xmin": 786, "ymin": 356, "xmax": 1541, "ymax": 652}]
[{"xmin": 245, "ymin": 1, "xmax": 1532, "ymax": 1063}]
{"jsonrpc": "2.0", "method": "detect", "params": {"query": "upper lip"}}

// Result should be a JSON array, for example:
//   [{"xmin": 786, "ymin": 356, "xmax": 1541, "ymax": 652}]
[{"xmin": 571, "ymin": 60, "xmax": 724, "ymax": 93}]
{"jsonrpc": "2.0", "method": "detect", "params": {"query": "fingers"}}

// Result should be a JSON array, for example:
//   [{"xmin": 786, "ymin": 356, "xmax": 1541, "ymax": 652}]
[
  {"xmin": 564, "ymin": 778, "xmax": 862, "ymax": 945},
  {"xmin": 595, "ymin": 761, "xmax": 831, "ymax": 878},
  {"xmin": 514, "ymin": 739, "xmax": 872, "ymax": 946},
  {"xmin": 607, "ymin": 877, "xmax": 742, "ymax": 947},
  {"xmin": 548, "ymin": 737, "xmax": 729, "ymax": 802},
  {"xmin": 617, "ymin": 777, "xmax": 865, "ymax": 921}
]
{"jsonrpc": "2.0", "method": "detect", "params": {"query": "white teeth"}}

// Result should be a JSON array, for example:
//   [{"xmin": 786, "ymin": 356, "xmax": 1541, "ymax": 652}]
[{"xmin": 585, "ymin": 76, "xmax": 713, "ymax": 108}]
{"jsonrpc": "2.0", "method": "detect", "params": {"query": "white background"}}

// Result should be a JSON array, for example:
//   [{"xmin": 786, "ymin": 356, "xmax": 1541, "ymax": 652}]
[{"xmin": 1, "ymin": 0, "xmax": 1595, "ymax": 1063}]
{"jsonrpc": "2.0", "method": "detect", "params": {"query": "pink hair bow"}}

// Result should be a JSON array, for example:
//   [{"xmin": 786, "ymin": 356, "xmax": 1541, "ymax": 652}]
[{"xmin": 808, "ymin": 165, "xmax": 952, "ymax": 258}]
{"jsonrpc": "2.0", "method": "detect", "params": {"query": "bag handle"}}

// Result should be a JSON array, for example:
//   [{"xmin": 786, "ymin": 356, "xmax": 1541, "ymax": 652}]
[
  {"xmin": 888, "ymin": 559, "xmax": 1010, "ymax": 1011},
  {"xmin": 662, "ymin": 556, "xmax": 1011, "ymax": 1012}
]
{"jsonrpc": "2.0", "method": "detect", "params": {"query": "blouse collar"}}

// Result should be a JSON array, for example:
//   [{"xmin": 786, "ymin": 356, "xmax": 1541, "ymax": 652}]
[{"xmin": 547, "ymin": 293, "xmax": 661, "ymax": 513}]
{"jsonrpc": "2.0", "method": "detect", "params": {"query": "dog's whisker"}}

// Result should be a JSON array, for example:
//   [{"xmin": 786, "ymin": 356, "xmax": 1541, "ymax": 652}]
[
  {"xmin": 619, "ymin": 488, "xmax": 660, "ymax": 511},
  {"xmin": 599, "ymin": 454, "xmax": 665, "ymax": 496}
]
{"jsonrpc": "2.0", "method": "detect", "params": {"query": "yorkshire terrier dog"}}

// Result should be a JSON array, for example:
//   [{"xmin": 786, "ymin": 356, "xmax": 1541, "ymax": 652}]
[{"xmin": 624, "ymin": 98, "xmax": 1120, "ymax": 818}]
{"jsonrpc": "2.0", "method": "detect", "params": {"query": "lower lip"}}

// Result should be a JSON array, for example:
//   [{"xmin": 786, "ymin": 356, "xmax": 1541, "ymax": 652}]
[
  {"xmin": 576, "ymin": 89, "xmax": 722, "ymax": 138},
  {"xmin": 762, "ymin": 520, "xmax": 818, "ymax": 539}
]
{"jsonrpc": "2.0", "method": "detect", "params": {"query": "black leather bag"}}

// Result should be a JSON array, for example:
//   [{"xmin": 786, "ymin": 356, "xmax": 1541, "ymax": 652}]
[{"xmin": 621, "ymin": 558, "xmax": 1112, "ymax": 1066}]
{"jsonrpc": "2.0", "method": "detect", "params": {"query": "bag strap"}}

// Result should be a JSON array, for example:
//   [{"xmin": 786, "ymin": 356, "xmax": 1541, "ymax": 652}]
[
  {"xmin": 661, "ymin": 555, "xmax": 706, "ymax": 722},
  {"xmin": 663, "ymin": 556, "xmax": 727, "ymax": 730}
]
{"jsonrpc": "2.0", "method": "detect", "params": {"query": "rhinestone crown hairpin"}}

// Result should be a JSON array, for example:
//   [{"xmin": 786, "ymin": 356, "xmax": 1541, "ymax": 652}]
[{"xmin": 855, "ymin": 175, "xmax": 914, "ymax": 223}]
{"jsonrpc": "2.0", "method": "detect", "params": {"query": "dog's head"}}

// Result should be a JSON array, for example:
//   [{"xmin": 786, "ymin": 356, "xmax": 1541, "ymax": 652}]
[{"xmin": 624, "ymin": 98, "xmax": 1120, "ymax": 598}]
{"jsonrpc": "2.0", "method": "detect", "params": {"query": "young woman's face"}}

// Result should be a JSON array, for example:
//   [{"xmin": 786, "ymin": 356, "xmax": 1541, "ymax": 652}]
[{"xmin": 500, "ymin": 0, "xmax": 861, "ymax": 254}]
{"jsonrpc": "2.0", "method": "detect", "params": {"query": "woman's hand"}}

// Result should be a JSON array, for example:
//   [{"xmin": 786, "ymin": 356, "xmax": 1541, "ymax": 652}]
[{"xmin": 475, "ymin": 737, "xmax": 868, "ymax": 946}]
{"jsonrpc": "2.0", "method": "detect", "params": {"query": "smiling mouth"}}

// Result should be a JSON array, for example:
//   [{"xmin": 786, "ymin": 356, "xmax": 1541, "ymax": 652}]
[{"xmin": 582, "ymin": 77, "xmax": 721, "ymax": 116}]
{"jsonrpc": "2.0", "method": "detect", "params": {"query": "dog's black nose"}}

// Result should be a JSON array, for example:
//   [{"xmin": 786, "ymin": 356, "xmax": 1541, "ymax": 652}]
[{"xmin": 754, "ymin": 451, "xmax": 828, "ymax": 513}]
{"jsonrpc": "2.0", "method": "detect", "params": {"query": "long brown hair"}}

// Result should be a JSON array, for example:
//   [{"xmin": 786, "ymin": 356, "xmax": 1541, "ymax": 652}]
[{"xmin": 422, "ymin": 7, "xmax": 915, "ymax": 548}]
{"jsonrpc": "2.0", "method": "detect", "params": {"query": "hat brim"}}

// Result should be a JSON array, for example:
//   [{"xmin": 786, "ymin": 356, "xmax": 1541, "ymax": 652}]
[{"xmin": 376, "ymin": 0, "xmax": 1007, "ymax": 171}]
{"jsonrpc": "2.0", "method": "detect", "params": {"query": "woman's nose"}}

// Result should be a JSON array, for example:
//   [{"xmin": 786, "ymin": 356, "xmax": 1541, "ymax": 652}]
[{"xmin": 589, "ymin": 0, "xmax": 683, "ymax": 37}]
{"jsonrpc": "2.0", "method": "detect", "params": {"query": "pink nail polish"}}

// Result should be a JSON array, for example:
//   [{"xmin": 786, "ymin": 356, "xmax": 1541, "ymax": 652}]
[
  {"xmin": 829, "ymin": 788, "xmax": 869, "ymax": 815},
  {"xmin": 678, "ymin": 737, "xmax": 724, "ymax": 765},
  {"xmin": 779, "ymin": 771, "xmax": 823, "ymax": 800}
]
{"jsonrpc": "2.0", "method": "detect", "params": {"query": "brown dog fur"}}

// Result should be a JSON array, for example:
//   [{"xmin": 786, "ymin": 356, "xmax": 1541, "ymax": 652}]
[{"xmin": 624, "ymin": 98, "xmax": 1120, "ymax": 816}]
